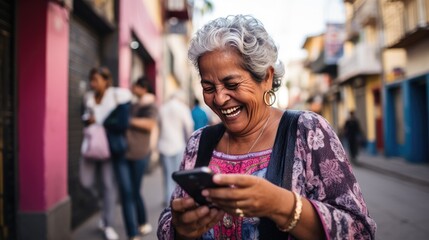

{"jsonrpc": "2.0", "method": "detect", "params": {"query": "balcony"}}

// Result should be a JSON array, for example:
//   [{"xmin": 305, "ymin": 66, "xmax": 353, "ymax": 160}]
[
  {"xmin": 309, "ymin": 51, "xmax": 338, "ymax": 76},
  {"xmin": 345, "ymin": 0, "xmax": 378, "ymax": 40},
  {"xmin": 337, "ymin": 43, "xmax": 382, "ymax": 82},
  {"xmin": 385, "ymin": 0, "xmax": 429, "ymax": 48},
  {"xmin": 388, "ymin": 26, "xmax": 429, "ymax": 48},
  {"xmin": 164, "ymin": 0, "xmax": 191, "ymax": 20},
  {"xmin": 346, "ymin": 17, "xmax": 360, "ymax": 40},
  {"xmin": 354, "ymin": 0, "xmax": 378, "ymax": 26}
]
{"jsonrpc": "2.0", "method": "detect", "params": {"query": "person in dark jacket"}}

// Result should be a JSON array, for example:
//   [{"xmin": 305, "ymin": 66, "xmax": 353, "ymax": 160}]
[{"xmin": 343, "ymin": 110, "xmax": 362, "ymax": 164}]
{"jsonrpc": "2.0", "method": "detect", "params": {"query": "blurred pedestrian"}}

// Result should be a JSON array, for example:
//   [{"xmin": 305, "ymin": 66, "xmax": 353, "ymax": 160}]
[
  {"xmin": 112, "ymin": 76, "xmax": 158, "ymax": 240},
  {"xmin": 80, "ymin": 66, "xmax": 132, "ymax": 240},
  {"xmin": 343, "ymin": 110, "xmax": 362, "ymax": 164},
  {"xmin": 158, "ymin": 91, "xmax": 194, "ymax": 206},
  {"xmin": 191, "ymin": 98, "xmax": 209, "ymax": 130}
]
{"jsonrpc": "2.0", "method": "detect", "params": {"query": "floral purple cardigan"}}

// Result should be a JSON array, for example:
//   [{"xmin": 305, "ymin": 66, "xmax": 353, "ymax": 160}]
[{"xmin": 158, "ymin": 111, "xmax": 376, "ymax": 239}]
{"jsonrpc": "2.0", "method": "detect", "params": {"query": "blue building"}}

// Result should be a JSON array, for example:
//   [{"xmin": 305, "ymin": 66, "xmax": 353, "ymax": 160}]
[{"xmin": 380, "ymin": 0, "xmax": 429, "ymax": 163}]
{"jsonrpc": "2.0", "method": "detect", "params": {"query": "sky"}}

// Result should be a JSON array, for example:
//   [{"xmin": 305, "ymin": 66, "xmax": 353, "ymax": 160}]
[{"xmin": 192, "ymin": 0, "xmax": 346, "ymax": 65}]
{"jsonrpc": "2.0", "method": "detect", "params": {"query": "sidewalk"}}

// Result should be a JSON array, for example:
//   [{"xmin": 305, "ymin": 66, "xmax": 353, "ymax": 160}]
[
  {"xmin": 72, "ymin": 166, "xmax": 164, "ymax": 240},
  {"xmin": 357, "ymin": 152, "xmax": 429, "ymax": 187}
]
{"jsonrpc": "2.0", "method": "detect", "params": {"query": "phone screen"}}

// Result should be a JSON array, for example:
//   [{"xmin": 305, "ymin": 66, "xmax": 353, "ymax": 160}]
[{"xmin": 172, "ymin": 167, "xmax": 222, "ymax": 205}]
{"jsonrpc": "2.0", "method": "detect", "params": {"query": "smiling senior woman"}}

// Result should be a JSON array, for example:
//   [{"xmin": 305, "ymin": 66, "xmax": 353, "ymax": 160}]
[{"xmin": 157, "ymin": 15, "xmax": 376, "ymax": 240}]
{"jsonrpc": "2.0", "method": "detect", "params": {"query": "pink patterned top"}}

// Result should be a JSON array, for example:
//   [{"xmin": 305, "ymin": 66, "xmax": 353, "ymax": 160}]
[
  {"xmin": 209, "ymin": 150, "xmax": 271, "ymax": 239},
  {"xmin": 157, "ymin": 111, "xmax": 376, "ymax": 240}
]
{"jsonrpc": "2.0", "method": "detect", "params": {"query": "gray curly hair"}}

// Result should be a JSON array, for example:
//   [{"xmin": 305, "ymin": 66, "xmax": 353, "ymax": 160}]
[{"xmin": 188, "ymin": 15, "xmax": 285, "ymax": 91}]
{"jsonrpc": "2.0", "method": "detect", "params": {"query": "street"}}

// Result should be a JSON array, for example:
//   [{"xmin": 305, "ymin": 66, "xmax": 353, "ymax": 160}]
[
  {"xmin": 73, "ymin": 161, "xmax": 429, "ymax": 240},
  {"xmin": 353, "ymin": 166, "xmax": 429, "ymax": 240},
  {"xmin": 72, "ymin": 166, "xmax": 165, "ymax": 240}
]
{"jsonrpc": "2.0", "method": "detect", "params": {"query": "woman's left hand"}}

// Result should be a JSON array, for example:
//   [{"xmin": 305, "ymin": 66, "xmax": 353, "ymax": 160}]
[{"xmin": 201, "ymin": 174, "xmax": 293, "ymax": 219}]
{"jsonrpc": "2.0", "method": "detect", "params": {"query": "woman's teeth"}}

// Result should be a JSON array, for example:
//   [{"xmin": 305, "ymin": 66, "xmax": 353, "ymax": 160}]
[{"xmin": 221, "ymin": 106, "xmax": 241, "ymax": 117}]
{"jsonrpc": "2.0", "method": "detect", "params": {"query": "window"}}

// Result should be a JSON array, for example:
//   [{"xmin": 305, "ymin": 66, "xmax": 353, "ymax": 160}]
[{"xmin": 404, "ymin": 0, "xmax": 418, "ymax": 32}]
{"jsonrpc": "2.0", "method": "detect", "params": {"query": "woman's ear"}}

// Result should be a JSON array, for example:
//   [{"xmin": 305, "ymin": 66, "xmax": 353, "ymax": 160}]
[{"xmin": 264, "ymin": 67, "xmax": 274, "ymax": 90}]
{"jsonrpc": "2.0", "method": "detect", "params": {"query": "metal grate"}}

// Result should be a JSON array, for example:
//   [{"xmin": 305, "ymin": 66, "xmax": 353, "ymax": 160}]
[
  {"xmin": 0, "ymin": 0, "xmax": 16, "ymax": 239},
  {"xmin": 68, "ymin": 15, "xmax": 102, "ymax": 228}
]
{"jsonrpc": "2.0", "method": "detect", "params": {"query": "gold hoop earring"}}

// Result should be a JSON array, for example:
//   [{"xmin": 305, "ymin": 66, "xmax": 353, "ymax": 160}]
[{"xmin": 263, "ymin": 90, "xmax": 276, "ymax": 106}]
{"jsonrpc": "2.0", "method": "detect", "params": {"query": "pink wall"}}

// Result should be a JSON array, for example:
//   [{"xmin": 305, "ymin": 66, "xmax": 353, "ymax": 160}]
[
  {"xmin": 18, "ymin": 1, "xmax": 69, "ymax": 212},
  {"xmin": 44, "ymin": 2, "xmax": 69, "ymax": 209},
  {"xmin": 118, "ymin": 0, "xmax": 163, "ymax": 95}
]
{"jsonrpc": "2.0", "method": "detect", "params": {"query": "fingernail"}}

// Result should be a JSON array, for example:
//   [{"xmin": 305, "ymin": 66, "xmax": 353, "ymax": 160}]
[
  {"xmin": 213, "ymin": 175, "xmax": 221, "ymax": 182},
  {"xmin": 199, "ymin": 206, "xmax": 209, "ymax": 214},
  {"xmin": 201, "ymin": 190, "xmax": 209, "ymax": 196}
]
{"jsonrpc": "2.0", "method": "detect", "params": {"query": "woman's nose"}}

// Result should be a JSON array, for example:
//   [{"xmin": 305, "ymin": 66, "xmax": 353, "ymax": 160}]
[{"xmin": 214, "ymin": 88, "xmax": 230, "ymax": 106}]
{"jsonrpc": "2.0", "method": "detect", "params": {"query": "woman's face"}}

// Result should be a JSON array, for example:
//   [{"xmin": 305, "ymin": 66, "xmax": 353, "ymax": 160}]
[
  {"xmin": 199, "ymin": 49, "xmax": 273, "ymax": 135},
  {"xmin": 132, "ymin": 85, "xmax": 147, "ymax": 97},
  {"xmin": 89, "ymin": 73, "xmax": 109, "ymax": 93}
]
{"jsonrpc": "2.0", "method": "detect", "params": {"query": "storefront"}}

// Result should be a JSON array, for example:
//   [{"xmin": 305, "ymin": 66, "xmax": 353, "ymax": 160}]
[{"xmin": 384, "ymin": 73, "xmax": 429, "ymax": 163}]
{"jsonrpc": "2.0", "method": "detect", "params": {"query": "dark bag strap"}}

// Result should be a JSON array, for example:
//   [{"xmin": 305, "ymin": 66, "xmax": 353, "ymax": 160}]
[
  {"xmin": 258, "ymin": 110, "xmax": 301, "ymax": 239},
  {"xmin": 195, "ymin": 123, "xmax": 225, "ymax": 168},
  {"xmin": 265, "ymin": 110, "xmax": 301, "ymax": 189},
  {"xmin": 195, "ymin": 110, "xmax": 301, "ymax": 239}
]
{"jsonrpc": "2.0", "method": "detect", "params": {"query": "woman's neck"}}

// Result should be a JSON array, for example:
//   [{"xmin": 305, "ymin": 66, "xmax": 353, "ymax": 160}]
[
  {"xmin": 95, "ymin": 88, "xmax": 107, "ymax": 104},
  {"xmin": 140, "ymin": 93, "xmax": 155, "ymax": 105}
]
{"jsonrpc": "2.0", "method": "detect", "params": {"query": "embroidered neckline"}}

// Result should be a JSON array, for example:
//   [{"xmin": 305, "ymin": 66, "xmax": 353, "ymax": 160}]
[{"xmin": 212, "ymin": 148, "xmax": 272, "ymax": 161}]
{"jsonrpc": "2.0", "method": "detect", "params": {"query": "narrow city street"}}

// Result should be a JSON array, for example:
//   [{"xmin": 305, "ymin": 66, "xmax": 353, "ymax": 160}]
[
  {"xmin": 72, "ymin": 165, "xmax": 165, "ymax": 240},
  {"xmin": 73, "ymin": 157, "xmax": 429, "ymax": 240},
  {"xmin": 354, "ymin": 165, "xmax": 429, "ymax": 239}
]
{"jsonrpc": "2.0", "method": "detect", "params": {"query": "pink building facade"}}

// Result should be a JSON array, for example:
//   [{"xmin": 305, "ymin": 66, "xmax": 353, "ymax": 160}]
[{"xmin": 2, "ymin": 0, "xmax": 164, "ymax": 239}]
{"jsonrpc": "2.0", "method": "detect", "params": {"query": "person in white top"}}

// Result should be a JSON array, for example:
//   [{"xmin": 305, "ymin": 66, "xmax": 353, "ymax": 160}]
[
  {"xmin": 80, "ymin": 66, "xmax": 132, "ymax": 240},
  {"xmin": 158, "ymin": 90, "xmax": 194, "ymax": 205}
]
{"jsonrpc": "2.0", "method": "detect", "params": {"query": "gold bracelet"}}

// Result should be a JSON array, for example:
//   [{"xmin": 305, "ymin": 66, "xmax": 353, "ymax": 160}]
[{"xmin": 277, "ymin": 191, "xmax": 303, "ymax": 232}]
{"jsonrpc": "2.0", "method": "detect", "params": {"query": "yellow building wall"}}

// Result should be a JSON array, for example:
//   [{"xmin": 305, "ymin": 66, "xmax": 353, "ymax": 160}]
[
  {"xmin": 383, "ymin": 49, "xmax": 407, "ymax": 82},
  {"xmin": 365, "ymin": 76, "xmax": 382, "ymax": 141},
  {"xmin": 344, "ymin": 85, "xmax": 356, "ymax": 111},
  {"xmin": 338, "ymin": 86, "xmax": 353, "ymax": 130},
  {"xmin": 303, "ymin": 35, "xmax": 324, "ymax": 62},
  {"xmin": 143, "ymin": 0, "xmax": 163, "ymax": 31},
  {"xmin": 322, "ymin": 103, "xmax": 333, "ymax": 125},
  {"xmin": 338, "ymin": 98, "xmax": 347, "ymax": 131},
  {"xmin": 406, "ymin": 40, "xmax": 429, "ymax": 77}
]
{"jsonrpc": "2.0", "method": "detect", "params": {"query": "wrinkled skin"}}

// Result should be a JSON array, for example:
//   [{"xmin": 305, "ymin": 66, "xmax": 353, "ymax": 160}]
[{"xmin": 198, "ymin": 49, "xmax": 273, "ymax": 141}]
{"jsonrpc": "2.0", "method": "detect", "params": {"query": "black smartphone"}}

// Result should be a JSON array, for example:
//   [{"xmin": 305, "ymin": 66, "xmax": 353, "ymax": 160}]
[{"xmin": 172, "ymin": 167, "xmax": 223, "ymax": 206}]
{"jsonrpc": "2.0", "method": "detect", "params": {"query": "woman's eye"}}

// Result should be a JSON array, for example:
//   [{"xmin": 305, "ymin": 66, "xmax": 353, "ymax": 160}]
[
  {"xmin": 203, "ymin": 87, "xmax": 215, "ymax": 93},
  {"xmin": 225, "ymin": 83, "xmax": 239, "ymax": 90}
]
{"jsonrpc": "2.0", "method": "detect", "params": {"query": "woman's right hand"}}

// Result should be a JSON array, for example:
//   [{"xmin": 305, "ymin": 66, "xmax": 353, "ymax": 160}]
[
  {"xmin": 171, "ymin": 197, "xmax": 224, "ymax": 239},
  {"xmin": 87, "ymin": 115, "xmax": 95, "ymax": 125}
]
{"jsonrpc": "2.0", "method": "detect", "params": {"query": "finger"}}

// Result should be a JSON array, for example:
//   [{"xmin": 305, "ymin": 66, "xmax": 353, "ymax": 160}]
[
  {"xmin": 178, "ymin": 208, "xmax": 225, "ymax": 238},
  {"xmin": 195, "ymin": 207, "xmax": 221, "ymax": 229},
  {"xmin": 171, "ymin": 197, "xmax": 196, "ymax": 212},
  {"xmin": 204, "ymin": 186, "xmax": 245, "ymax": 202},
  {"xmin": 213, "ymin": 174, "xmax": 259, "ymax": 187},
  {"xmin": 209, "ymin": 198, "xmax": 239, "ymax": 211},
  {"xmin": 207, "ymin": 209, "xmax": 226, "ymax": 227},
  {"xmin": 180, "ymin": 205, "xmax": 210, "ymax": 224}
]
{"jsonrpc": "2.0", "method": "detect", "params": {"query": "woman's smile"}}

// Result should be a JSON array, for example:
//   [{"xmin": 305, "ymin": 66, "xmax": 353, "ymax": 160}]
[{"xmin": 220, "ymin": 106, "xmax": 242, "ymax": 118}]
